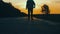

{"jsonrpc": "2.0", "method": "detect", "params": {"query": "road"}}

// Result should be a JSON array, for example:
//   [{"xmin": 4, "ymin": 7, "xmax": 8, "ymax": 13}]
[{"xmin": 0, "ymin": 17, "xmax": 60, "ymax": 34}]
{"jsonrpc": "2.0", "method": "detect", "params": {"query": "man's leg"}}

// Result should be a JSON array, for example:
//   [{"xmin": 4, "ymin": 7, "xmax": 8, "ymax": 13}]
[
  {"xmin": 31, "ymin": 9, "xmax": 33, "ymax": 20},
  {"xmin": 28, "ymin": 10, "xmax": 30, "ymax": 20}
]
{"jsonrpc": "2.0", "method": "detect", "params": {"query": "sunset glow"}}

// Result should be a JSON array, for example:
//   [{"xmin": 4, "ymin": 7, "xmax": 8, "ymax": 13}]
[{"xmin": 3, "ymin": 0, "xmax": 60, "ymax": 14}]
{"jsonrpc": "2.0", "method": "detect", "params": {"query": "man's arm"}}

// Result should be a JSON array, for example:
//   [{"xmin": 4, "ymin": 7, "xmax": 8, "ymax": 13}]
[
  {"xmin": 26, "ymin": 1, "xmax": 28, "ymax": 9},
  {"xmin": 33, "ymin": 1, "xmax": 35, "ymax": 8}
]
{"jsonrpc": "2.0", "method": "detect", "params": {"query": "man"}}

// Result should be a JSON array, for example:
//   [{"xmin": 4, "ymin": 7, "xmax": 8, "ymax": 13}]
[{"xmin": 26, "ymin": 0, "xmax": 35, "ymax": 20}]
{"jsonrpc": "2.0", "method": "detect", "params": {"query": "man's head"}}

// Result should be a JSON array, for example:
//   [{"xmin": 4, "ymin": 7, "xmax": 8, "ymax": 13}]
[{"xmin": 27, "ymin": 0, "xmax": 33, "ymax": 1}]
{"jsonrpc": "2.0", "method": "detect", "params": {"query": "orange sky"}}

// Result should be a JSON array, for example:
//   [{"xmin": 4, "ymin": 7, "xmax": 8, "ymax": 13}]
[{"xmin": 3, "ymin": 0, "xmax": 60, "ymax": 14}]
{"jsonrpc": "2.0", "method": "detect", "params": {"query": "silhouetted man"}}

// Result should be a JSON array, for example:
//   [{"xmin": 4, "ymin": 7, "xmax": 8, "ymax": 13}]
[{"xmin": 26, "ymin": 0, "xmax": 35, "ymax": 20}]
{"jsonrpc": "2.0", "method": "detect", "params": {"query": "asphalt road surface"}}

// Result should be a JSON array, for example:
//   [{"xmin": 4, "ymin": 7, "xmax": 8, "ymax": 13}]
[{"xmin": 0, "ymin": 17, "xmax": 60, "ymax": 34}]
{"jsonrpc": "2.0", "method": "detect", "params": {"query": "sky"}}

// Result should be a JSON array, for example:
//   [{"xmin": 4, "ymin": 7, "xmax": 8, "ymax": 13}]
[{"xmin": 3, "ymin": 0, "xmax": 60, "ymax": 14}]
